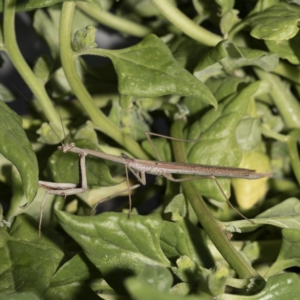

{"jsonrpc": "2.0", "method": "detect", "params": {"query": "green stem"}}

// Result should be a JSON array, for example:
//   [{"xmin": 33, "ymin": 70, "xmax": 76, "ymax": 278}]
[
  {"xmin": 273, "ymin": 61, "xmax": 300, "ymax": 85},
  {"xmin": 254, "ymin": 68, "xmax": 300, "ymax": 129},
  {"xmin": 260, "ymin": 125, "xmax": 288, "ymax": 143},
  {"xmin": 287, "ymin": 129, "xmax": 300, "ymax": 186},
  {"xmin": 151, "ymin": 0, "xmax": 222, "ymax": 46},
  {"xmin": 59, "ymin": 2, "xmax": 148, "ymax": 159},
  {"xmin": 77, "ymin": 2, "xmax": 151, "ymax": 37},
  {"xmin": 171, "ymin": 119, "xmax": 262, "ymax": 280},
  {"xmin": 3, "ymin": 0, "xmax": 60, "ymax": 126}
]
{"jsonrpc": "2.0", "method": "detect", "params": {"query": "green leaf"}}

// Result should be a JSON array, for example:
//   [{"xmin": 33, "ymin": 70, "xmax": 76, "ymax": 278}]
[
  {"xmin": 37, "ymin": 122, "xmax": 65, "ymax": 145},
  {"xmin": 167, "ymin": 36, "xmax": 209, "ymax": 71},
  {"xmin": 187, "ymin": 81, "xmax": 266, "ymax": 201},
  {"xmin": 160, "ymin": 219, "xmax": 213, "ymax": 267},
  {"xmin": 194, "ymin": 40, "xmax": 278, "ymax": 82},
  {"xmin": 101, "ymin": 34, "xmax": 217, "ymax": 108},
  {"xmin": 45, "ymin": 139, "xmax": 120, "ymax": 187},
  {"xmin": 205, "ymin": 76, "xmax": 250, "ymax": 102},
  {"xmin": 267, "ymin": 229, "xmax": 300, "ymax": 276},
  {"xmin": 74, "ymin": 121, "xmax": 98, "ymax": 144},
  {"xmin": 73, "ymin": 25, "xmax": 97, "ymax": 52},
  {"xmin": 0, "ymin": 101, "xmax": 38, "ymax": 205},
  {"xmin": 223, "ymin": 198, "xmax": 300, "ymax": 233},
  {"xmin": 220, "ymin": 10, "xmax": 240, "ymax": 35},
  {"xmin": 265, "ymin": 32, "xmax": 300, "ymax": 65},
  {"xmin": 223, "ymin": 273, "xmax": 300, "ymax": 299},
  {"xmin": 137, "ymin": 265, "xmax": 173, "ymax": 292},
  {"xmin": 0, "ymin": 84, "xmax": 15, "ymax": 102},
  {"xmin": 235, "ymin": 118, "xmax": 261, "ymax": 151},
  {"xmin": 164, "ymin": 194, "xmax": 187, "ymax": 221},
  {"xmin": 0, "ymin": 292, "xmax": 39, "ymax": 300},
  {"xmin": 246, "ymin": 3, "xmax": 300, "ymax": 41},
  {"xmin": 33, "ymin": 55, "xmax": 52, "ymax": 84},
  {"xmin": 54, "ymin": 211, "xmax": 171, "ymax": 294},
  {"xmin": 125, "ymin": 277, "xmax": 200, "ymax": 300},
  {"xmin": 0, "ymin": 214, "xmax": 64, "ymax": 296},
  {"xmin": 44, "ymin": 282, "xmax": 100, "ymax": 300},
  {"xmin": 50, "ymin": 252, "xmax": 102, "ymax": 286}
]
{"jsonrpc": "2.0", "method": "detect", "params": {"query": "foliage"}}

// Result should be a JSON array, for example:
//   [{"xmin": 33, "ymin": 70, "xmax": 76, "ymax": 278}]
[{"xmin": 1, "ymin": 0, "xmax": 300, "ymax": 299}]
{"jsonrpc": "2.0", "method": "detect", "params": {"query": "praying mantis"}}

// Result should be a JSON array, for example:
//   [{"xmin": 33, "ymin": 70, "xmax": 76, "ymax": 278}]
[{"xmin": 37, "ymin": 130, "xmax": 272, "ymax": 236}]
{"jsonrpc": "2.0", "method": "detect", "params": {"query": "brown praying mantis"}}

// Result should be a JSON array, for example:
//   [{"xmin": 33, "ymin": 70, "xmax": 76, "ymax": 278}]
[{"xmin": 37, "ymin": 131, "xmax": 272, "ymax": 236}]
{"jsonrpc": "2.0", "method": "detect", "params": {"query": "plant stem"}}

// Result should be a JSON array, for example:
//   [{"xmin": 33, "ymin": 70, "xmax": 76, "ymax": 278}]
[
  {"xmin": 151, "ymin": 0, "xmax": 222, "ymax": 46},
  {"xmin": 287, "ymin": 129, "xmax": 300, "ymax": 186},
  {"xmin": 77, "ymin": 2, "xmax": 151, "ymax": 37},
  {"xmin": 254, "ymin": 68, "xmax": 300, "ymax": 129},
  {"xmin": 273, "ymin": 61, "xmax": 300, "ymax": 85},
  {"xmin": 3, "ymin": 0, "xmax": 60, "ymax": 126},
  {"xmin": 171, "ymin": 119, "xmax": 262, "ymax": 280},
  {"xmin": 59, "ymin": 2, "xmax": 149, "ymax": 159}
]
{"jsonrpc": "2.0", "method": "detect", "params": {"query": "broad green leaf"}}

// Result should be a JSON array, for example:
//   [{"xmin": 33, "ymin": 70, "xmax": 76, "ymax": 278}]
[
  {"xmin": 223, "ymin": 273, "xmax": 300, "ymax": 299},
  {"xmin": 33, "ymin": 55, "xmax": 52, "ymax": 84},
  {"xmin": 235, "ymin": 118, "xmax": 261, "ymax": 151},
  {"xmin": 44, "ymin": 282, "xmax": 100, "ymax": 300},
  {"xmin": 220, "ymin": 10, "xmax": 240, "ymax": 35},
  {"xmin": 194, "ymin": 40, "xmax": 278, "ymax": 82},
  {"xmin": 50, "ymin": 252, "xmax": 102, "ymax": 286},
  {"xmin": 216, "ymin": 0, "xmax": 240, "ymax": 35},
  {"xmin": 0, "ymin": 101, "xmax": 38, "ymax": 205},
  {"xmin": 249, "ymin": 0, "xmax": 281, "ymax": 15},
  {"xmin": 137, "ymin": 265, "xmax": 173, "ymax": 293},
  {"xmin": 99, "ymin": 35, "xmax": 217, "ymax": 108},
  {"xmin": 45, "ymin": 139, "xmax": 120, "ymax": 186},
  {"xmin": 108, "ymin": 100, "xmax": 151, "ymax": 141},
  {"xmin": 246, "ymin": 3, "xmax": 300, "ymax": 41},
  {"xmin": 26, "ymin": 0, "xmax": 102, "ymax": 10},
  {"xmin": 0, "ymin": 214, "xmax": 64, "ymax": 296},
  {"xmin": 74, "ymin": 121, "xmax": 98, "ymax": 144},
  {"xmin": 267, "ymin": 229, "xmax": 300, "ymax": 276},
  {"xmin": 232, "ymin": 150, "xmax": 271, "ymax": 209},
  {"xmin": 164, "ymin": 194, "xmax": 187, "ymax": 221},
  {"xmin": 222, "ymin": 198, "xmax": 300, "ymax": 233},
  {"xmin": 0, "ymin": 84, "xmax": 15, "ymax": 102},
  {"xmin": 54, "ymin": 211, "xmax": 171, "ymax": 294},
  {"xmin": 160, "ymin": 219, "xmax": 213, "ymax": 268},
  {"xmin": 0, "ymin": 292, "xmax": 39, "ymax": 300},
  {"xmin": 265, "ymin": 32, "xmax": 300, "ymax": 65},
  {"xmin": 167, "ymin": 36, "xmax": 209, "ymax": 71},
  {"xmin": 37, "ymin": 122, "xmax": 65, "ymax": 145},
  {"xmin": 186, "ymin": 81, "xmax": 267, "ymax": 201},
  {"xmin": 125, "ymin": 277, "xmax": 201, "ymax": 300},
  {"xmin": 141, "ymin": 136, "xmax": 172, "ymax": 162}
]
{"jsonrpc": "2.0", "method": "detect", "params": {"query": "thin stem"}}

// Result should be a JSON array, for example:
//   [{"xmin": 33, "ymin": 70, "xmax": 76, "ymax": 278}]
[
  {"xmin": 254, "ymin": 68, "xmax": 300, "ymax": 129},
  {"xmin": 77, "ymin": 2, "xmax": 151, "ymax": 37},
  {"xmin": 260, "ymin": 125, "xmax": 288, "ymax": 143},
  {"xmin": 287, "ymin": 129, "xmax": 300, "ymax": 186},
  {"xmin": 59, "ymin": 2, "xmax": 149, "ymax": 159},
  {"xmin": 3, "ymin": 0, "xmax": 60, "ymax": 126},
  {"xmin": 273, "ymin": 61, "xmax": 300, "ymax": 85},
  {"xmin": 150, "ymin": 0, "xmax": 222, "ymax": 46},
  {"xmin": 171, "ymin": 119, "xmax": 262, "ymax": 280}
]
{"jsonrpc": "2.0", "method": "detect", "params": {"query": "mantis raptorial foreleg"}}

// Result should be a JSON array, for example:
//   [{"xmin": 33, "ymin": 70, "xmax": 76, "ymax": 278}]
[{"xmin": 37, "ymin": 152, "xmax": 87, "ymax": 236}]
